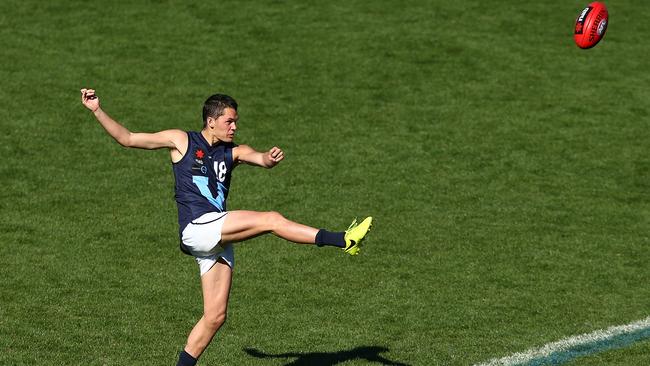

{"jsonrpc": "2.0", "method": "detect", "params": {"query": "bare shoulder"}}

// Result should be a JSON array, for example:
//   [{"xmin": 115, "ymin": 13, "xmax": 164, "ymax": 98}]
[
  {"xmin": 233, "ymin": 144, "xmax": 255, "ymax": 158},
  {"xmin": 164, "ymin": 129, "xmax": 188, "ymax": 163},
  {"xmin": 157, "ymin": 128, "xmax": 188, "ymax": 149},
  {"xmin": 233, "ymin": 144, "xmax": 254, "ymax": 153},
  {"xmin": 163, "ymin": 129, "xmax": 188, "ymax": 142}
]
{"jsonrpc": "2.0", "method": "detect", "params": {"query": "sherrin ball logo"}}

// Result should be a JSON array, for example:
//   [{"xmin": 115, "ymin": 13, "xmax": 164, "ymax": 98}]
[
  {"xmin": 597, "ymin": 19, "xmax": 607, "ymax": 35},
  {"xmin": 574, "ymin": 2, "xmax": 609, "ymax": 49}
]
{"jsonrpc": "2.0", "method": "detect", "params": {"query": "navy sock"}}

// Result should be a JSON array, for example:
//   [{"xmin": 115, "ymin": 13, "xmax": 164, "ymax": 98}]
[
  {"xmin": 315, "ymin": 229, "xmax": 346, "ymax": 248},
  {"xmin": 177, "ymin": 350, "xmax": 197, "ymax": 366}
]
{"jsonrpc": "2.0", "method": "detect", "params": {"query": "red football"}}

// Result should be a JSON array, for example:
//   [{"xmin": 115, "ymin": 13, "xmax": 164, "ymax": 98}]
[{"xmin": 574, "ymin": 2, "xmax": 609, "ymax": 49}]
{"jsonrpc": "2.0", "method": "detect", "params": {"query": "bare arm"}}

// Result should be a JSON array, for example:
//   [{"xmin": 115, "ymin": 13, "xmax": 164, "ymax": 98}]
[
  {"xmin": 80, "ymin": 89, "xmax": 187, "ymax": 158},
  {"xmin": 234, "ymin": 144, "xmax": 284, "ymax": 168}
]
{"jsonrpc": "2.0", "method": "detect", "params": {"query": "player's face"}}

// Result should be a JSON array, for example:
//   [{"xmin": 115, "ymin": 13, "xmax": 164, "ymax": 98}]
[{"xmin": 210, "ymin": 108, "xmax": 238, "ymax": 143}]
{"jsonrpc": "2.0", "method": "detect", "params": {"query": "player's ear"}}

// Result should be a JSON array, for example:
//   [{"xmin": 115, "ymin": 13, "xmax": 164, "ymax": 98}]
[{"xmin": 206, "ymin": 117, "xmax": 215, "ymax": 129}]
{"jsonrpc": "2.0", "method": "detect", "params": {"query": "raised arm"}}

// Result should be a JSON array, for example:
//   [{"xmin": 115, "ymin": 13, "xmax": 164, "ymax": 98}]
[
  {"xmin": 234, "ymin": 144, "xmax": 284, "ymax": 168},
  {"xmin": 81, "ymin": 89, "xmax": 187, "ymax": 159}
]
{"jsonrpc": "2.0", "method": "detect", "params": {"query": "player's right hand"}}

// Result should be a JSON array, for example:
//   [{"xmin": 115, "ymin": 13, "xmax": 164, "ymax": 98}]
[{"xmin": 80, "ymin": 88, "xmax": 100, "ymax": 112}]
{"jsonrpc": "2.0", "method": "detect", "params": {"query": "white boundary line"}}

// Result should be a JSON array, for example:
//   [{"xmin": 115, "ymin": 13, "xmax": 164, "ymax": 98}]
[{"xmin": 475, "ymin": 316, "xmax": 650, "ymax": 366}]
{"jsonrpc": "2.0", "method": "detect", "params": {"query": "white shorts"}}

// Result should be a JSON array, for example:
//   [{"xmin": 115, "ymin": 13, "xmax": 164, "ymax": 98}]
[{"xmin": 181, "ymin": 212, "xmax": 234, "ymax": 276}]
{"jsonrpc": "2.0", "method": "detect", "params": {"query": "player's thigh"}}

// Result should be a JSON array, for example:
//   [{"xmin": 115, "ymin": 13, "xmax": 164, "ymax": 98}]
[
  {"xmin": 201, "ymin": 259, "xmax": 233, "ymax": 314},
  {"xmin": 221, "ymin": 210, "xmax": 276, "ymax": 236}
]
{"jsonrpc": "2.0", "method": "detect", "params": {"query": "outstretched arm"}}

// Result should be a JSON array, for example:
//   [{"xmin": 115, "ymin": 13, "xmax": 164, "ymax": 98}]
[
  {"xmin": 80, "ymin": 88, "xmax": 187, "ymax": 156},
  {"xmin": 234, "ymin": 144, "xmax": 284, "ymax": 168}
]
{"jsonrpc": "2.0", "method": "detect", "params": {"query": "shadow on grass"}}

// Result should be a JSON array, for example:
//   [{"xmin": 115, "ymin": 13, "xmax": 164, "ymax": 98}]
[{"xmin": 244, "ymin": 346, "xmax": 410, "ymax": 366}]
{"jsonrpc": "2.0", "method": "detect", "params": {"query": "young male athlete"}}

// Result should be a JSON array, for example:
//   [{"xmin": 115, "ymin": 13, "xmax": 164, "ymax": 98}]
[{"xmin": 80, "ymin": 89, "xmax": 372, "ymax": 366}]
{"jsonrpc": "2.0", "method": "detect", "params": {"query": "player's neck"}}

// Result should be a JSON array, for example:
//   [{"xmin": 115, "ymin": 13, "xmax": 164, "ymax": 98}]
[{"xmin": 200, "ymin": 129, "xmax": 221, "ymax": 146}]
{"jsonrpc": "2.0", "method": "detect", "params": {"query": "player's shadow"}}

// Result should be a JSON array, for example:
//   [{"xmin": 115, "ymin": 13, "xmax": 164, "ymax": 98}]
[{"xmin": 244, "ymin": 345, "xmax": 410, "ymax": 366}]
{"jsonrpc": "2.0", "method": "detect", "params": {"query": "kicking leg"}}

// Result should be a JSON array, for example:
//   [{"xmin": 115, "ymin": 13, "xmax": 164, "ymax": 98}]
[
  {"xmin": 220, "ymin": 211, "xmax": 373, "ymax": 254},
  {"xmin": 220, "ymin": 210, "xmax": 318, "ymax": 244},
  {"xmin": 179, "ymin": 259, "xmax": 232, "ymax": 365}
]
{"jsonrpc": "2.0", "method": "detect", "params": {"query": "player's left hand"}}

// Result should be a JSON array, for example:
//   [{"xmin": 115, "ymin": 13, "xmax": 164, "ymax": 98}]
[{"xmin": 267, "ymin": 146, "xmax": 284, "ymax": 165}]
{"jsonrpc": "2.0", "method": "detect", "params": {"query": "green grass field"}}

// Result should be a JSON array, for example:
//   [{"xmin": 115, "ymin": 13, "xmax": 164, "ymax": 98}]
[{"xmin": 1, "ymin": 1, "xmax": 649, "ymax": 365}]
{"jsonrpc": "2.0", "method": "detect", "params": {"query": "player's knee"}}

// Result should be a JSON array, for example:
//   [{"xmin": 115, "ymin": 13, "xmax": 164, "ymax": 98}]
[
  {"xmin": 204, "ymin": 310, "xmax": 227, "ymax": 331},
  {"xmin": 265, "ymin": 211, "xmax": 286, "ymax": 231}
]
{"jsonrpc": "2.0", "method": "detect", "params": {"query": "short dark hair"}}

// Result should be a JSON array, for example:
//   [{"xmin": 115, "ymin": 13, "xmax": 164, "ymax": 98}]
[{"xmin": 202, "ymin": 94, "xmax": 238, "ymax": 128}]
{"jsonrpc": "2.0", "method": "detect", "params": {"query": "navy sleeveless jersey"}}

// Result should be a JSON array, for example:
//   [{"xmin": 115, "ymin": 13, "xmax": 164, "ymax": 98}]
[{"xmin": 172, "ymin": 131, "xmax": 237, "ymax": 237}]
